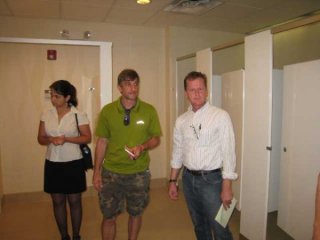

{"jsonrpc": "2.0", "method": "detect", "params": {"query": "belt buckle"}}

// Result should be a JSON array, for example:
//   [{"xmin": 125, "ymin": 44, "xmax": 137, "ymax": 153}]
[
  {"xmin": 188, "ymin": 169, "xmax": 201, "ymax": 176},
  {"xmin": 194, "ymin": 170, "xmax": 202, "ymax": 176}
]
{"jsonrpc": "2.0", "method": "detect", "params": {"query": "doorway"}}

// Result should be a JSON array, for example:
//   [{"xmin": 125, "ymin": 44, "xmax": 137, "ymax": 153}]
[{"xmin": 0, "ymin": 38, "xmax": 112, "ymax": 198}]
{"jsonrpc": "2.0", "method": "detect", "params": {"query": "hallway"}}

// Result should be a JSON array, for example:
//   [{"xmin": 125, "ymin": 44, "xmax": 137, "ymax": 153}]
[{"xmin": 0, "ymin": 186, "xmax": 291, "ymax": 240}]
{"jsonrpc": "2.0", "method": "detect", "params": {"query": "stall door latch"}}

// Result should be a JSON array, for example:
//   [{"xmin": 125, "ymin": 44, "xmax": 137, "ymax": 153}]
[{"xmin": 266, "ymin": 146, "xmax": 272, "ymax": 151}]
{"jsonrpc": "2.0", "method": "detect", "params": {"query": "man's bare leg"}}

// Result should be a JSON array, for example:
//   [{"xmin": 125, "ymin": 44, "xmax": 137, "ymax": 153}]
[
  {"xmin": 102, "ymin": 217, "xmax": 117, "ymax": 240},
  {"xmin": 128, "ymin": 215, "xmax": 142, "ymax": 240}
]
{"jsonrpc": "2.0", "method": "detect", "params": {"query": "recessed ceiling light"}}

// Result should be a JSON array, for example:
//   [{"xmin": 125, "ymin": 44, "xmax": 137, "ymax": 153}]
[{"xmin": 137, "ymin": 0, "xmax": 151, "ymax": 5}]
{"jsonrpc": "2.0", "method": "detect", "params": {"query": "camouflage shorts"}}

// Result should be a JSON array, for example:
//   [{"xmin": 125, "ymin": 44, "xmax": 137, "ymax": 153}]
[{"xmin": 99, "ymin": 168, "xmax": 151, "ymax": 219}]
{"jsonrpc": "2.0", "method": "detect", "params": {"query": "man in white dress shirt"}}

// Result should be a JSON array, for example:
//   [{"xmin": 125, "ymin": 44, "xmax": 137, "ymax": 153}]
[{"xmin": 168, "ymin": 71, "xmax": 237, "ymax": 240}]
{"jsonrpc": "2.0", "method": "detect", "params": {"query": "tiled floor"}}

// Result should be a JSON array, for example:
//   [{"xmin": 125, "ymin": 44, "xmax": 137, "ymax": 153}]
[{"xmin": 0, "ymin": 186, "xmax": 291, "ymax": 240}]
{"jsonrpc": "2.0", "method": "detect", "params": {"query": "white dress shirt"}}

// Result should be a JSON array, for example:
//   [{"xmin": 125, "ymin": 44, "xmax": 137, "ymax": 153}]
[
  {"xmin": 171, "ymin": 102, "xmax": 237, "ymax": 180},
  {"xmin": 40, "ymin": 106, "xmax": 89, "ymax": 162}
]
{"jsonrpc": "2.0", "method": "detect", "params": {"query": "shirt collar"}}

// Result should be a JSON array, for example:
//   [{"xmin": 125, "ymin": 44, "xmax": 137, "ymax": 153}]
[
  {"xmin": 116, "ymin": 97, "xmax": 140, "ymax": 113},
  {"xmin": 49, "ymin": 106, "xmax": 77, "ymax": 119},
  {"xmin": 188, "ymin": 101, "xmax": 209, "ymax": 113}
]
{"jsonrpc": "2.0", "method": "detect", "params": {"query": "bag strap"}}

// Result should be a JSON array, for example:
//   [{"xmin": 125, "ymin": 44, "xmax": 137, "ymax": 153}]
[{"xmin": 75, "ymin": 113, "xmax": 81, "ymax": 136}]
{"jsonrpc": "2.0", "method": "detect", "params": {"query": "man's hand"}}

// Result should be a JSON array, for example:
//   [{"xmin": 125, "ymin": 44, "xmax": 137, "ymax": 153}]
[
  {"xmin": 93, "ymin": 172, "xmax": 103, "ymax": 192},
  {"xmin": 221, "ymin": 179, "xmax": 233, "ymax": 209},
  {"xmin": 126, "ymin": 145, "xmax": 144, "ymax": 160},
  {"xmin": 168, "ymin": 183, "xmax": 179, "ymax": 200}
]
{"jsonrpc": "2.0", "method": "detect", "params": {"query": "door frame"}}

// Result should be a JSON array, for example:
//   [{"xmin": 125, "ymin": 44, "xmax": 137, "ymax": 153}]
[{"xmin": 0, "ymin": 37, "xmax": 112, "ymax": 212}]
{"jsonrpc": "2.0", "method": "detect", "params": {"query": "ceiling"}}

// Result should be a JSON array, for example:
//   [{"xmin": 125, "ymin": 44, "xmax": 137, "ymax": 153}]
[{"xmin": 0, "ymin": 0, "xmax": 320, "ymax": 34}]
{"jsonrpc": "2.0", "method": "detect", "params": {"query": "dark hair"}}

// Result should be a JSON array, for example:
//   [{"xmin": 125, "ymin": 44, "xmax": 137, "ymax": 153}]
[
  {"xmin": 117, "ymin": 69, "xmax": 140, "ymax": 85},
  {"xmin": 49, "ymin": 80, "xmax": 78, "ymax": 107},
  {"xmin": 184, "ymin": 71, "xmax": 207, "ymax": 91}
]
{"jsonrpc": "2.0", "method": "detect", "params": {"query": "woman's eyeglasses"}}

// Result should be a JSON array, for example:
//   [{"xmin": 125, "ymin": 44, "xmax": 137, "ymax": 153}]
[{"xmin": 124, "ymin": 109, "xmax": 131, "ymax": 126}]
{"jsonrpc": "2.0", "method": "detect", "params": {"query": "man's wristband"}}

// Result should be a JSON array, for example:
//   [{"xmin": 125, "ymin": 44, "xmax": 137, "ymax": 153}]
[{"xmin": 169, "ymin": 179, "xmax": 178, "ymax": 187}]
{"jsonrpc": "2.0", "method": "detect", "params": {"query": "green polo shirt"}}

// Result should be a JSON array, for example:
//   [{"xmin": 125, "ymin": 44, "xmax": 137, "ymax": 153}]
[{"xmin": 95, "ymin": 98, "xmax": 162, "ymax": 174}]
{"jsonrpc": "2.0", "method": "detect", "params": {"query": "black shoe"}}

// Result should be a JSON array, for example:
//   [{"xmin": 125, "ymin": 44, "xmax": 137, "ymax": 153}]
[
  {"xmin": 62, "ymin": 235, "xmax": 71, "ymax": 240},
  {"xmin": 73, "ymin": 236, "xmax": 81, "ymax": 240}
]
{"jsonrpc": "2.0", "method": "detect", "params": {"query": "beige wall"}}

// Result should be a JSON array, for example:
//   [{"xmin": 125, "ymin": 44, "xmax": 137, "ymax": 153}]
[
  {"xmin": 0, "ymin": 146, "xmax": 3, "ymax": 210},
  {"xmin": 1, "ymin": 16, "xmax": 318, "ymax": 195},
  {"xmin": 213, "ymin": 44, "xmax": 244, "ymax": 75},
  {"xmin": 0, "ymin": 17, "xmax": 167, "ymax": 194},
  {"xmin": 0, "ymin": 16, "xmax": 244, "ymax": 194},
  {"xmin": 273, "ymin": 22, "xmax": 320, "ymax": 68}
]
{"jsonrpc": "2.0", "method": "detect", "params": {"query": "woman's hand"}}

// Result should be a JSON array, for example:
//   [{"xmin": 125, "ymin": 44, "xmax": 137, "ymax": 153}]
[{"xmin": 51, "ymin": 135, "xmax": 65, "ymax": 145}]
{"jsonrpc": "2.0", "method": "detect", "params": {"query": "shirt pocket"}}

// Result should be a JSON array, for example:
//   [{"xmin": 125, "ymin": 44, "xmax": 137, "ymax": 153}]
[{"xmin": 198, "ymin": 127, "xmax": 220, "ymax": 147}]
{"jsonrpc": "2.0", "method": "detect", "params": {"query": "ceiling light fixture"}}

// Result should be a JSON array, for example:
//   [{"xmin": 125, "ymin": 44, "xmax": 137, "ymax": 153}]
[{"xmin": 137, "ymin": 0, "xmax": 151, "ymax": 5}]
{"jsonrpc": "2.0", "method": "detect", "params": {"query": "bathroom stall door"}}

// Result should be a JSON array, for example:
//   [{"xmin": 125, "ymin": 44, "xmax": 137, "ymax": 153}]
[
  {"xmin": 277, "ymin": 59, "xmax": 320, "ymax": 239},
  {"xmin": 196, "ymin": 48, "xmax": 213, "ymax": 104},
  {"xmin": 221, "ymin": 69, "xmax": 244, "ymax": 210},
  {"xmin": 268, "ymin": 69, "xmax": 283, "ymax": 213},
  {"xmin": 0, "ymin": 42, "xmax": 100, "ymax": 194},
  {"xmin": 240, "ymin": 30, "xmax": 273, "ymax": 240},
  {"xmin": 176, "ymin": 57, "xmax": 196, "ymax": 116}
]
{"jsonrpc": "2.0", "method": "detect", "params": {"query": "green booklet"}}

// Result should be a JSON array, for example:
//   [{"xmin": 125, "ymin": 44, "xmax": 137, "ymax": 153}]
[{"xmin": 215, "ymin": 197, "xmax": 237, "ymax": 228}]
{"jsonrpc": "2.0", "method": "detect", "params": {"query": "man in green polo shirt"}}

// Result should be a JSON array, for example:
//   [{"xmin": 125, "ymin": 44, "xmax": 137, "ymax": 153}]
[{"xmin": 93, "ymin": 69, "xmax": 161, "ymax": 240}]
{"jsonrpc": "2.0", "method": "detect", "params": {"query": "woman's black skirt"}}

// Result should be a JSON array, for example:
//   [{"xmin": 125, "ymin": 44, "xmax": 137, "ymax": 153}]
[{"xmin": 44, "ymin": 159, "xmax": 86, "ymax": 194}]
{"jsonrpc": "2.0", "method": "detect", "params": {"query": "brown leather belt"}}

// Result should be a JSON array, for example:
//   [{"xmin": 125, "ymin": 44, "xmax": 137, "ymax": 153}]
[{"xmin": 185, "ymin": 168, "xmax": 221, "ymax": 176}]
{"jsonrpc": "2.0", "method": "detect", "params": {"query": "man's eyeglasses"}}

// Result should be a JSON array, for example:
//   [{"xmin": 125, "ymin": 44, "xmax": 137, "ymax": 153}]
[{"xmin": 124, "ymin": 109, "xmax": 131, "ymax": 126}]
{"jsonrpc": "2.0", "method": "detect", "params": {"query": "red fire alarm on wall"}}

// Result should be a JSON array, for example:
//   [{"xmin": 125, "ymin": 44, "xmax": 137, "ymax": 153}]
[{"xmin": 47, "ymin": 49, "xmax": 57, "ymax": 60}]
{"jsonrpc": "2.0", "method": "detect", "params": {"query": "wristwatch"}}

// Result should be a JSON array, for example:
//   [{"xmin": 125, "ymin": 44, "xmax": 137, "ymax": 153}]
[{"xmin": 168, "ymin": 179, "xmax": 179, "ymax": 187}]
